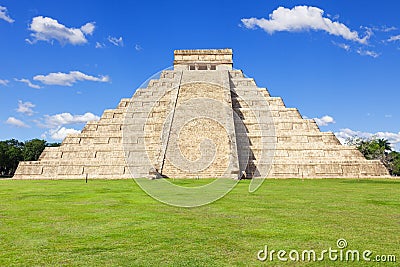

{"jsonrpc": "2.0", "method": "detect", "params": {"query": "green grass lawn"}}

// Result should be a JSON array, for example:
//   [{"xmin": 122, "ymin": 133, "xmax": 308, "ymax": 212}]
[{"xmin": 0, "ymin": 178, "xmax": 399, "ymax": 266}]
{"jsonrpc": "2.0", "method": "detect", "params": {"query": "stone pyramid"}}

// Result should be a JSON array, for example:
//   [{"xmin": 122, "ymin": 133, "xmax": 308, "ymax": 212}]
[{"xmin": 14, "ymin": 49, "xmax": 389, "ymax": 179}]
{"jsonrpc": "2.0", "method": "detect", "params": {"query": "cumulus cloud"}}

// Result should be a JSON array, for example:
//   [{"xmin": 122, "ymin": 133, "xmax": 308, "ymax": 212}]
[
  {"xmin": 14, "ymin": 78, "xmax": 42, "ymax": 89},
  {"xmin": 33, "ymin": 71, "xmax": 110, "ymax": 86},
  {"xmin": 26, "ymin": 16, "xmax": 95, "ymax": 45},
  {"xmin": 335, "ymin": 128, "xmax": 400, "ymax": 150},
  {"xmin": 40, "ymin": 112, "xmax": 100, "ymax": 128},
  {"xmin": 387, "ymin": 35, "xmax": 400, "ymax": 42},
  {"xmin": 47, "ymin": 127, "xmax": 81, "ymax": 140},
  {"xmin": 16, "ymin": 100, "xmax": 35, "ymax": 116},
  {"xmin": 0, "ymin": 6, "xmax": 14, "ymax": 23},
  {"xmin": 5, "ymin": 117, "xmax": 29, "ymax": 128},
  {"xmin": 356, "ymin": 48, "xmax": 380, "ymax": 58},
  {"xmin": 0, "ymin": 79, "xmax": 9, "ymax": 86},
  {"xmin": 108, "ymin": 36, "xmax": 124, "ymax": 46},
  {"xmin": 241, "ymin": 6, "xmax": 369, "ymax": 44},
  {"xmin": 314, "ymin": 115, "xmax": 335, "ymax": 126},
  {"xmin": 80, "ymin": 22, "xmax": 95, "ymax": 35}
]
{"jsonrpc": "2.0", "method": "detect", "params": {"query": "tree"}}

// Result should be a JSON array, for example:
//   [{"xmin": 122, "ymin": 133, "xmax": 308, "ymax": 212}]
[
  {"xmin": 0, "ymin": 142, "xmax": 8, "ymax": 176},
  {"xmin": 22, "ymin": 139, "xmax": 46, "ymax": 161},
  {"xmin": 0, "ymin": 139, "xmax": 24, "ymax": 176},
  {"xmin": 345, "ymin": 136, "xmax": 397, "ymax": 176},
  {"xmin": 388, "ymin": 151, "xmax": 400, "ymax": 176}
]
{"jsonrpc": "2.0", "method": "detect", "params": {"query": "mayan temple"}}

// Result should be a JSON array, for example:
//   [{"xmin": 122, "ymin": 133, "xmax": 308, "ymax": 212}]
[{"xmin": 14, "ymin": 49, "xmax": 389, "ymax": 179}]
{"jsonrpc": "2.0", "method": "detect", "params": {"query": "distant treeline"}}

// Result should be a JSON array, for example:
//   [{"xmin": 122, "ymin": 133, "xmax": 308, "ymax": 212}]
[{"xmin": 0, "ymin": 139, "xmax": 60, "ymax": 177}]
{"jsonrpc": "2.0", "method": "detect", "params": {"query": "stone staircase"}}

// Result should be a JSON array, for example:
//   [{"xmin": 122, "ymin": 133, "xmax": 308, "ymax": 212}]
[{"xmin": 159, "ymin": 70, "xmax": 240, "ymax": 178}]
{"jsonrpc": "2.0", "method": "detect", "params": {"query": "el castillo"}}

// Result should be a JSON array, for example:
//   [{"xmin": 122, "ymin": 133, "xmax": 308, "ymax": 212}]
[{"xmin": 13, "ymin": 49, "xmax": 390, "ymax": 179}]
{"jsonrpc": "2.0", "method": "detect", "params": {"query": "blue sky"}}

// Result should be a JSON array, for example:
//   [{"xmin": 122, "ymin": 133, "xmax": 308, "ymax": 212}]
[{"xmin": 1, "ymin": 0, "xmax": 399, "ymax": 150}]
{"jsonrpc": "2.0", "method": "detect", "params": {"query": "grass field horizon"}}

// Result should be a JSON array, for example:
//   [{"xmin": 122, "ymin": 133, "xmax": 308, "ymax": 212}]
[{"xmin": 0, "ymin": 178, "xmax": 399, "ymax": 266}]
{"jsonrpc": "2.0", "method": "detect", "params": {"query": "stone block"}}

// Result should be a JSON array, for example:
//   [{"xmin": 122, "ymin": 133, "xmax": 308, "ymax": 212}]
[
  {"xmin": 308, "ymin": 135, "xmax": 323, "ymax": 143},
  {"xmin": 63, "ymin": 136, "xmax": 81, "ymax": 144},
  {"xmin": 272, "ymin": 164, "xmax": 299, "ymax": 175},
  {"xmin": 315, "ymin": 164, "xmax": 343, "ymax": 175},
  {"xmin": 57, "ymin": 166, "xmax": 84, "ymax": 175}
]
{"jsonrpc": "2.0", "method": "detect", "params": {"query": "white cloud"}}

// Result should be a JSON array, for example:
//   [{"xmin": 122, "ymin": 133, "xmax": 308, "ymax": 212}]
[
  {"xmin": 360, "ymin": 26, "xmax": 374, "ymax": 41},
  {"xmin": 387, "ymin": 35, "xmax": 400, "ymax": 42},
  {"xmin": 332, "ymin": 41, "xmax": 350, "ymax": 51},
  {"xmin": 80, "ymin": 22, "xmax": 95, "ymax": 35},
  {"xmin": 5, "ymin": 117, "xmax": 29, "ymax": 128},
  {"xmin": 314, "ymin": 115, "xmax": 335, "ymax": 126},
  {"xmin": 14, "ymin": 78, "xmax": 42, "ymax": 89},
  {"xmin": 27, "ymin": 16, "xmax": 95, "ymax": 45},
  {"xmin": 241, "ymin": 6, "xmax": 369, "ymax": 44},
  {"xmin": 41, "ymin": 112, "xmax": 99, "ymax": 128},
  {"xmin": 33, "ymin": 71, "xmax": 110, "ymax": 86},
  {"xmin": 356, "ymin": 48, "xmax": 380, "ymax": 58},
  {"xmin": 375, "ymin": 26, "xmax": 397, "ymax": 32},
  {"xmin": 0, "ymin": 6, "xmax": 14, "ymax": 23},
  {"xmin": 108, "ymin": 36, "xmax": 124, "ymax": 46},
  {"xmin": 0, "ymin": 79, "xmax": 9, "ymax": 86},
  {"xmin": 95, "ymin": 42, "xmax": 105, "ymax": 48},
  {"xmin": 48, "ymin": 127, "xmax": 81, "ymax": 140},
  {"xmin": 335, "ymin": 128, "xmax": 400, "ymax": 150},
  {"xmin": 383, "ymin": 26, "xmax": 397, "ymax": 32},
  {"xmin": 16, "ymin": 100, "xmax": 35, "ymax": 116}
]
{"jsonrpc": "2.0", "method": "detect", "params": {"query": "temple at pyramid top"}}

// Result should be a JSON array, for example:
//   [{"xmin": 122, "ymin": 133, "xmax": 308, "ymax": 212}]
[{"xmin": 173, "ymin": 49, "xmax": 233, "ymax": 70}]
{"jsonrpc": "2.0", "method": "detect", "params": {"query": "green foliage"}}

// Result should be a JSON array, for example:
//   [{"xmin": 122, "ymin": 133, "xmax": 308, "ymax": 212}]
[
  {"xmin": 23, "ymin": 139, "xmax": 46, "ymax": 161},
  {"xmin": 0, "ymin": 139, "xmax": 24, "ymax": 177},
  {"xmin": 388, "ymin": 151, "xmax": 400, "ymax": 176},
  {"xmin": 0, "ymin": 139, "xmax": 60, "ymax": 177},
  {"xmin": 346, "ymin": 136, "xmax": 399, "ymax": 176}
]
